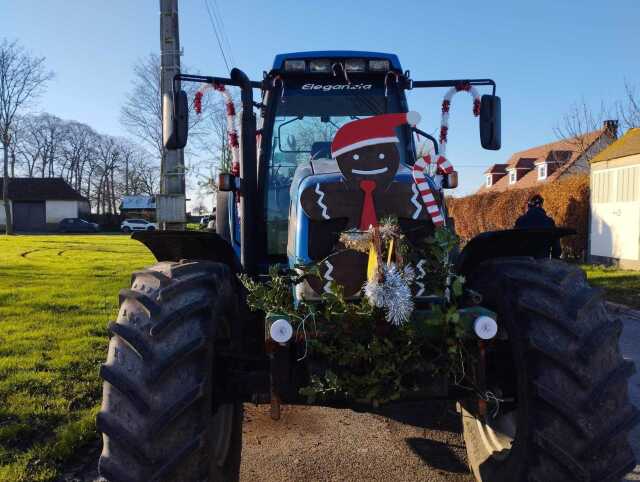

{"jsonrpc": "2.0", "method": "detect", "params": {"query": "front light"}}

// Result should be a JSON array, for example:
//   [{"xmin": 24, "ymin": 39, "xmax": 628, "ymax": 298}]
[
  {"xmin": 270, "ymin": 318, "xmax": 293, "ymax": 344},
  {"xmin": 368, "ymin": 59, "xmax": 390, "ymax": 71},
  {"xmin": 345, "ymin": 58, "xmax": 366, "ymax": 72},
  {"xmin": 284, "ymin": 59, "xmax": 306, "ymax": 72},
  {"xmin": 309, "ymin": 59, "xmax": 331, "ymax": 73},
  {"xmin": 473, "ymin": 316, "xmax": 498, "ymax": 340}
]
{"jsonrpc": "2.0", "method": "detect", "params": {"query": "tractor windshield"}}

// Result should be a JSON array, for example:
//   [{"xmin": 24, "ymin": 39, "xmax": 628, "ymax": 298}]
[{"xmin": 265, "ymin": 78, "xmax": 406, "ymax": 256}]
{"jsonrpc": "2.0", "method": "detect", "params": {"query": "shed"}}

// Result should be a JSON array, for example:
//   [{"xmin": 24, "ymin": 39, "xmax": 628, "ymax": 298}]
[
  {"xmin": 589, "ymin": 128, "xmax": 640, "ymax": 269},
  {"xmin": 0, "ymin": 178, "xmax": 90, "ymax": 232},
  {"xmin": 120, "ymin": 195, "xmax": 156, "ymax": 220}
]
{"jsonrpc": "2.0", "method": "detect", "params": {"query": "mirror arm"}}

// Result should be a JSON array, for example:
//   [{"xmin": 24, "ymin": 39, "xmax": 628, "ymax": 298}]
[
  {"xmin": 411, "ymin": 127, "xmax": 439, "ymax": 156},
  {"xmin": 172, "ymin": 73, "xmax": 261, "ymax": 96},
  {"xmin": 410, "ymin": 78, "xmax": 496, "ymax": 96}
]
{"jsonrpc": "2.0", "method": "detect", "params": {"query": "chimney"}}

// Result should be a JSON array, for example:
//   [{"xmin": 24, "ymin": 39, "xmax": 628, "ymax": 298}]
[{"xmin": 603, "ymin": 119, "xmax": 618, "ymax": 139}]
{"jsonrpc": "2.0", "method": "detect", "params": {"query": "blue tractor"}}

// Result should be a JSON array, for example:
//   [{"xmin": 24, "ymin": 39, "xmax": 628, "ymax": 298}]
[{"xmin": 98, "ymin": 52, "xmax": 637, "ymax": 482}]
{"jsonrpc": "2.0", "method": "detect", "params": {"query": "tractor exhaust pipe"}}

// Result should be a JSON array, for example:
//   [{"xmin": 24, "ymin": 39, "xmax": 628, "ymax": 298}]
[{"xmin": 231, "ymin": 68, "xmax": 258, "ymax": 275}]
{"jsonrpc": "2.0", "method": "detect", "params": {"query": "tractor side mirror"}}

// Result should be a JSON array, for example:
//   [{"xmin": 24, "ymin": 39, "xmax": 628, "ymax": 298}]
[
  {"xmin": 480, "ymin": 94, "xmax": 501, "ymax": 150},
  {"xmin": 163, "ymin": 90, "xmax": 189, "ymax": 150},
  {"xmin": 218, "ymin": 173, "xmax": 237, "ymax": 192},
  {"xmin": 443, "ymin": 170, "xmax": 459, "ymax": 189}
]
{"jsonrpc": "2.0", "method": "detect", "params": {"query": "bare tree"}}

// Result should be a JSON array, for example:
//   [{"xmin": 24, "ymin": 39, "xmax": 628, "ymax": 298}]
[
  {"xmin": 120, "ymin": 54, "xmax": 211, "ymax": 162},
  {"xmin": 120, "ymin": 54, "xmax": 164, "ymax": 161},
  {"xmin": 30, "ymin": 113, "xmax": 67, "ymax": 177},
  {"xmin": 617, "ymin": 82, "xmax": 640, "ymax": 131},
  {"xmin": 553, "ymin": 99, "xmax": 611, "ymax": 156},
  {"xmin": 0, "ymin": 39, "xmax": 53, "ymax": 233},
  {"xmin": 61, "ymin": 120, "xmax": 99, "ymax": 192},
  {"xmin": 120, "ymin": 53, "xmax": 219, "ymax": 201},
  {"xmin": 6, "ymin": 115, "xmax": 24, "ymax": 177}
]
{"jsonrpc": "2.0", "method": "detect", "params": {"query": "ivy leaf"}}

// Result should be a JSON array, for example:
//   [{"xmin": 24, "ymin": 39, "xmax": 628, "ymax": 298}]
[{"xmin": 452, "ymin": 276, "xmax": 465, "ymax": 297}]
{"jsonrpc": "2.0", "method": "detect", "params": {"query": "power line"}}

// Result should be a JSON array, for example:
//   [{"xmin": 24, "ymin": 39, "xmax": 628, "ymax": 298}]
[
  {"xmin": 211, "ymin": 0, "xmax": 235, "ymax": 67},
  {"xmin": 204, "ymin": 0, "xmax": 231, "ymax": 74}
]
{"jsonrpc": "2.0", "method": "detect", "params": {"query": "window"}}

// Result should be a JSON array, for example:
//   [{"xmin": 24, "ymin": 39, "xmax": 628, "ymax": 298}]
[
  {"xmin": 509, "ymin": 171, "xmax": 517, "ymax": 184},
  {"xmin": 538, "ymin": 164, "xmax": 547, "ymax": 180},
  {"xmin": 485, "ymin": 175, "xmax": 492, "ymax": 187},
  {"xmin": 265, "ymin": 78, "xmax": 402, "ymax": 257}
]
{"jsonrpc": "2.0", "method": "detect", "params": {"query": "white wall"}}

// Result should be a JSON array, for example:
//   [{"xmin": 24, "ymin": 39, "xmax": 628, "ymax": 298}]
[
  {"xmin": 590, "ymin": 160, "xmax": 640, "ymax": 262},
  {"xmin": 46, "ymin": 200, "xmax": 78, "ymax": 223},
  {"xmin": 591, "ymin": 201, "xmax": 640, "ymax": 260}
]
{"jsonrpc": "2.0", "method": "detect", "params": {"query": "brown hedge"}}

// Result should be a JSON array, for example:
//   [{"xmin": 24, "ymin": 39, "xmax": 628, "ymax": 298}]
[{"xmin": 447, "ymin": 174, "xmax": 590, "ymax": 259}]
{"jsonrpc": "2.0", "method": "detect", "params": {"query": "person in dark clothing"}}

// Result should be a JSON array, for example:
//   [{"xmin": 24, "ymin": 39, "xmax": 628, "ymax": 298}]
[{"xmin": 514, "ymin": 195, "xmax": 562, "ymax": 258}]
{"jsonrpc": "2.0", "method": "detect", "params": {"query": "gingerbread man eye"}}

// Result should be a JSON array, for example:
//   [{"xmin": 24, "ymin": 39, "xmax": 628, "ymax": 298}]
[
  {"xmin": 378, "ymin": 153, "xmax": 385, "ymax": 160},
  {"xmin": 353, "ymin": 154, "xmax": 360, "ymax": 160}
]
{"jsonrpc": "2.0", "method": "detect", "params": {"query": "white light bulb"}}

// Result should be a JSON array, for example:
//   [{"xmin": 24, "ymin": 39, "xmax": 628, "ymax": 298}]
[
  {"xmin": 474, "ymin": 316, "xmax": 498, "ymax": 340},
  {"xmin": 270, "ymin": 319, "xmax": 293, "ymax": 344}
]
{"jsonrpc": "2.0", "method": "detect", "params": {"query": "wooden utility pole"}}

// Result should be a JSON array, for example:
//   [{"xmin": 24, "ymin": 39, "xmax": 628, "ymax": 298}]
[{"xmin": 158, "ymin": 0, "xmax": 186, "ymax": 229}]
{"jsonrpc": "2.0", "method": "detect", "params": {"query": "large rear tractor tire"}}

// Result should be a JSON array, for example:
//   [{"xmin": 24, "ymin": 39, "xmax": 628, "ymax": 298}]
[
  {"xmin": 463, "ymin": 257, "xmax": 638, "ymax": 482},
  {"xmin": 98, "ymin": 260, "xmax": 243, "ymax": 482}
]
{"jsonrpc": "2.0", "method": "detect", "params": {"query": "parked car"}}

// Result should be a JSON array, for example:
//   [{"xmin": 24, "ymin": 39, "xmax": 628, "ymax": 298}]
[
  {"xmin": 120, "ymin": 219, "xmax": 158, "ymax": 233},
  {"xmin": 58, "ymin": 218, "xmax": 100, "ymax": 233}
]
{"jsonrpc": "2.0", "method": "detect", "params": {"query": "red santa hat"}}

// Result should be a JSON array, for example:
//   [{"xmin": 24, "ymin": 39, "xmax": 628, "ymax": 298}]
[{"xmin": 331, "ymin": 111, "xmax": 421, "ymax": 158}]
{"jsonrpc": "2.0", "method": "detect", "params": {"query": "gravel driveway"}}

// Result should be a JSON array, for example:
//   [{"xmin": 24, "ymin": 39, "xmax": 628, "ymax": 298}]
[
  {"xmin": 63, "ymin": 306, "xmax": 640, "ymax": 482},
  {"xmin": 63, "ymin": 401, "xmax": 472, "ymax": 482},
  {"xmin": 240, "ymin": 402, "xmax": 472, "ymax": 482}
]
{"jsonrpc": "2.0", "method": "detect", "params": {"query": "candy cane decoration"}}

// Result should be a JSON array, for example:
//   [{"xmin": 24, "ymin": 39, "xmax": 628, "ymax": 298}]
[
  {"xmin": 440, "ymin": 82, "xmax": 481, "ymax": 156},
  {"xmin": 412, "ymin": 156, "xmax": 445, "ymax": 227},
  {"xmin": 412, "ymin": 82, "xmax": 480, "ymax": 228},
  {"xmin": 194, "ymin": 82, "xmax": 240, "ymax": 176}
]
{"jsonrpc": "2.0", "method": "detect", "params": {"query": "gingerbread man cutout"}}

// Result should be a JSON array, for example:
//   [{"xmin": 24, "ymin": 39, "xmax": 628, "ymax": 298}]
[{"xmin": 300, "ymin": 112, "xmax": 436, "ymax": 297}]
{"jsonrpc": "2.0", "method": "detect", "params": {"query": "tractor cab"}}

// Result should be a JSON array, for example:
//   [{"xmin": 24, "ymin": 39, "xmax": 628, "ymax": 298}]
[{"xmin": 257, "ymin": 53, "xmax": 421, "ymax": 268}]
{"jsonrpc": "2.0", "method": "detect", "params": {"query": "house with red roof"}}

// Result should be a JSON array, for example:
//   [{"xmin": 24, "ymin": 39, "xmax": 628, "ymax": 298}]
[{"xmin": 478, "ymin": 120, "xmax": 619, "ymax": 193}]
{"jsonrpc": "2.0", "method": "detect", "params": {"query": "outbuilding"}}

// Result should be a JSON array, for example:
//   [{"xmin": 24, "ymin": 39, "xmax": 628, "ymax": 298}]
[
  {"xmin": 0, "ymin": 178, "xmax": 90, "ymax": 232},
  {"xmin": 590, "ymin": 128, "xmax": 640, "ymax": 269},
  {"xmin": 119, "ymin": 195, "xmax": 156, "ymax": 220}
]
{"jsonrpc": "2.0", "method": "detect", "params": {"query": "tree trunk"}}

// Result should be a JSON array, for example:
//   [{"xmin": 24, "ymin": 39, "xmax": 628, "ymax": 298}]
[{"xmin": 3, "ymin": 141, "xmax": 14, "ymax": 234}]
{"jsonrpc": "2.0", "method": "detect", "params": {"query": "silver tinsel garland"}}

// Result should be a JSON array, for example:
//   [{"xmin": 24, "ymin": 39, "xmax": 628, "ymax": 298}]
[
  {"xmin": 339, "ymin": 221, "xmax": 402, "ymax": 254},
  {"xmin": 364, "ymin": 263, "xmax": 416, "ymax": 326}
]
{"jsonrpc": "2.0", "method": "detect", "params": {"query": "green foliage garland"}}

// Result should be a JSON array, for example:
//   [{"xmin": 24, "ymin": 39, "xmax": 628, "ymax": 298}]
[{"xmin": 239, "ymin": 224, "xmax": 475, "ymax": 405}]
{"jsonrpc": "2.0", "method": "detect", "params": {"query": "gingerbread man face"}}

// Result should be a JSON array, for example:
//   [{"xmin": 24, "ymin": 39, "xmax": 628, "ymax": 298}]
[{"xmin": 336, "ymin": 143, "xmax": 399, "ymax": 191}]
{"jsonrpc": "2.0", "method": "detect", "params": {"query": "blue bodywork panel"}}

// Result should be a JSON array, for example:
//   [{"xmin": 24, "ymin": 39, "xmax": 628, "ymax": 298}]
[{"xmin": 272, "ymin": 51, "xmax": 402, "ymax": 71}]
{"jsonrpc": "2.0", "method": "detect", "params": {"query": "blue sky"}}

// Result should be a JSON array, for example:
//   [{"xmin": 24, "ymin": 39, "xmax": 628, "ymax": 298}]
[{"xmin": 3, "ymin": 0, "xmax": 639, "ymax": 195}]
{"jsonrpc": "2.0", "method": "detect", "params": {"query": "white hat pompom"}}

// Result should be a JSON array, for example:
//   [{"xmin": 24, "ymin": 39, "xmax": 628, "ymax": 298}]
[{"xmin": 406, "ymin": 111, "xmax": 421, "ymax": 126}]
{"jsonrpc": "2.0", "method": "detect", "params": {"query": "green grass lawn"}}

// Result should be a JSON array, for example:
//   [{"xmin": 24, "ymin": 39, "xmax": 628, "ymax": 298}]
[
  {"xmin": 582, "ymin": 264, "xmax": 640, "ymax": 310},
  {"xmin": 0, "ymin": 235, "xmax": 154, "ymax": 482}
]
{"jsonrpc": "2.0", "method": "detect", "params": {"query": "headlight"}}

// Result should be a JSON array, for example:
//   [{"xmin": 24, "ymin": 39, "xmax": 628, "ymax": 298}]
[
  {"xmin": 345, "ymin": 59, "xmax": 366, "ymax": 72},
  {"xmin": 368, "ymin": 59, "xmax": 390, "ymax": 71},
  {"xmin": 284, "ymin": 59, "xmax": 306, "ymax": 72},
  {"xmin": 309, "ymin": 59, "xmax": 331, "ymax": 73},
  {"xmin": 270, "ymin": 318, "xmax": 293, "ymax": 344},
  {"xmin": 473, "ymin": 316, "xmax": 498, "ymax": 340}
]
